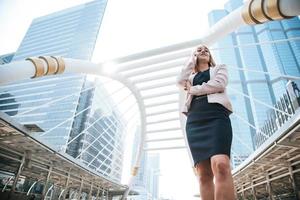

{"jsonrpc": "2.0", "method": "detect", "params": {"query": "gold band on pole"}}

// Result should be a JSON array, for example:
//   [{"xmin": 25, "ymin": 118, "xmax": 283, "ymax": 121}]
[
  {"xmin": 26, "ymin": 57, "xmax": 45, "ymax": 78},
  {"xmin": 251, "ymin": 0, "xmax": 273, "ymax": 23},
  {"xmin": 38, "ymin": 56, "xmax": 57, "ymax": 75},
  {"xmin": 242, "ymin": 0, "xmax": 293, "ymax": 25},
  {"xmin": 242, "ymin": 0, "xmax": 261, "ymax": 25},
  {"xmin": 51, "ymin": 56, "xmax": 65, "ymax": 74},
  {"xmin": 131, "ymin": 167, "xmax": 139, "ymax": 176}
]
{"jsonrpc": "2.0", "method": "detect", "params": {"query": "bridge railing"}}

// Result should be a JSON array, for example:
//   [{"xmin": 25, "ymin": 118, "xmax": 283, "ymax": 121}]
[
  {"xmin": 225, "ymin": 77, "xmax": 300, "ymax": 166},
  {"xmin": 254, "ymin": 82, "xmax": 299, "ymax": 148}
]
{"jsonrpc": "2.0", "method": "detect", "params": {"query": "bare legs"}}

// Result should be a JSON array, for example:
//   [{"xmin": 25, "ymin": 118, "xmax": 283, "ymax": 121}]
[
  {"xmin": 195, "ymin": 154, "xmax": 235, "ymax": 200},
  {"xmin": 196, "ymin": 160, "xmax": 214, "ymax": 200}
]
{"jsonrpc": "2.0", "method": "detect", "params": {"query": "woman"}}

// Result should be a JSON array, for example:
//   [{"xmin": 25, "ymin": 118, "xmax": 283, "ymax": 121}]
[{"xmin": 177, "ymin": 45, "xmax": 235, "ymax": 200}]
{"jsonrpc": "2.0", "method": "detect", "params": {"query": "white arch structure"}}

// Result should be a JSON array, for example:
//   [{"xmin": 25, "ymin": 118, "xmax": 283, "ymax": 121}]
[{"xmin": 0, "ymin": 0, "xmax": 299, "ymax": 199}]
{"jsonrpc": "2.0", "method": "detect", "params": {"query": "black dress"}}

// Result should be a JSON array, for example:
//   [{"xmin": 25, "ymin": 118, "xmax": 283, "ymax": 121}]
[{"xmin": 185, "ymin": 68, "xmax": 232, "ymax": 167}]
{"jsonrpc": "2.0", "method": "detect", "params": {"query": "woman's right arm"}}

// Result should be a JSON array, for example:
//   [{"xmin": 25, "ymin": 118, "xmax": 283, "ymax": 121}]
[
  {"xmin": 188, "ymin": 64, "xmax": 228, "ymax": 95},
  {"xmin": 176, "ymin": 52, "xmax": 196, "ymax": 90}
]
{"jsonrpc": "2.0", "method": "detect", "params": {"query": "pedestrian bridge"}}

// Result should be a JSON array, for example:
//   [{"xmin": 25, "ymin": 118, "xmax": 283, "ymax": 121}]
[
  {"xmin": 0, "ymin": 0, "xmax": 300, "ymax": 199},
  {"xmin": 233, "ymin": 109, "xmax": 300, "ymax": 199},
  {"xmin": 0, "ymin": 112, "xmax": 128, "ymax": 200}
]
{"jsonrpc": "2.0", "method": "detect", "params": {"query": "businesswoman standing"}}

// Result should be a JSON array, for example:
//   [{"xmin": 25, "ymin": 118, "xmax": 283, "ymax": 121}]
[{"xmin": 177, "ymin": 45, "xmax": 235, "ymax": 200}]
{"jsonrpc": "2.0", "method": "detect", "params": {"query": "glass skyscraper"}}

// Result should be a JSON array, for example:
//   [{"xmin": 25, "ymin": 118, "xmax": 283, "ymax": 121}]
[
  {"xmin": 209, "ymin": 0, "xmax": 300, "ymax": 167},
  {"xmin": 0, "ymin": 0, "xmax": 124, "ymax": 181}
]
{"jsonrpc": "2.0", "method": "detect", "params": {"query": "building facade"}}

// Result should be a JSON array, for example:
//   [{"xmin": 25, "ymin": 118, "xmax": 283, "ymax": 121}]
[
  {"xmin": 0, "ymin": 53, "xmax": 14, "ymax": 64},
  {"xmin": 0, "ymin": 0, "xmax": 124, "ymax": 181}
]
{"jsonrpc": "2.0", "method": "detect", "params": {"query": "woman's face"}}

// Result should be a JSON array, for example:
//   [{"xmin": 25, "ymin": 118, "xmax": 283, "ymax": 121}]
[{"xmin": 195, "ymin": 46, "xmax": 210, "ymax": 64}]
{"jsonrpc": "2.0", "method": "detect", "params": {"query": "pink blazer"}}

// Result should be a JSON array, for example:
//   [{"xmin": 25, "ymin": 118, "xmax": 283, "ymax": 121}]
[{"xmin": 176, "ymin": 56, "xmax": 233, "ymax": 116}]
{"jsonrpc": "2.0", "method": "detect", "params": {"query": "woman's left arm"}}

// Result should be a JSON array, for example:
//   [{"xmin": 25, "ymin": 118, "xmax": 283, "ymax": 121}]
[{"xmin": 188, "ymin": 64, "xmax": 228, "ymax": 95}]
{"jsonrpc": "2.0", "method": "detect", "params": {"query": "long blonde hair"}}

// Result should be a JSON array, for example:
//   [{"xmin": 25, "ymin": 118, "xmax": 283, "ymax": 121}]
[{"xmin": 194, "ymin": 45, "xmax": 216, "ymax": 73}]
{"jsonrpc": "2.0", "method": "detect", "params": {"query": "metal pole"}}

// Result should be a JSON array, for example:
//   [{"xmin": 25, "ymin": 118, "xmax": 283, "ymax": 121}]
[
  {"xmin": 266, "ymin": 173, "xmax": 274, "ymax": 200},
  {"xmin": 45, "ymin": 185, "xmax": 54, "ymax": 199},
  {"xmin": 289, "ymin": 163, "xmax": 300, "ymax": 200},
  {"xmin": 101, "ymin": 190, "xmax": 105, "ymax": 200},
  {"xmin": 77, "ymin": 179, "xmax": 83, "ymax": 199},
  {"xmin": 95, "ymin": 186, "xmax": 100, "ymax": 200},
  {"xmin": 88, "ymin": 181, "xmax": 94, "ymax": 200},
  {"xmin": 108, "ymin": 191, "xmax": 113, "ymax": 200},
  {"xmin": 70, "ymin": 190, "xmax": 77, "ymax": 199},
  {"xmin": 62, "ymin": 170, "xmax": 71, "ymax": 199},
  {"xmin": 11, "ymin": 154, "xmax": 25, "ymax": 192},
  {"xmin": 26, "ymin": 181, "xmax": 37, "ymax": 196},
  {"xmin": 42, "ymin": 165, "xmax": 53, "ymax": 200},
  {"xmin": 2, "ymin": 176, "xmax": 13, "ymax": 192},
  {"xmin": 241, "ymin": 184, "xmax": 245, "ymax": 199},
  {"xmin": 250, "ymin": 177, "xmax": 257, "ymax": 200},
  {"xmin": 49, "ymin": 186, "xmax": 54, "ymax": 200},
  {"xmin": 58, "ymin": 189, "xmax": 65, "ymax": 200}
]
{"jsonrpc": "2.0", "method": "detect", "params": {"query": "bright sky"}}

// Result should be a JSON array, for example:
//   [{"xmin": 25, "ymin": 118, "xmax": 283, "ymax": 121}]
[{"xmin": 0, "ymin": 0, "xmax": 230, "ymax": 199}]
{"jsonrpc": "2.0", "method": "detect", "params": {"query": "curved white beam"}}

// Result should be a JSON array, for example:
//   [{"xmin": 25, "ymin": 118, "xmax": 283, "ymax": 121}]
[{"xmin": 202, "ymin": 7, "xmax": 245, "ymax": 46}]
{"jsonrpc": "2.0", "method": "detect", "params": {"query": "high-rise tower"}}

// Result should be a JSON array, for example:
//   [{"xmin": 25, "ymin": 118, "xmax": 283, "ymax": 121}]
[{"xmin": 0, "ymin": 0, "xmax": 124, "ymax": 181}]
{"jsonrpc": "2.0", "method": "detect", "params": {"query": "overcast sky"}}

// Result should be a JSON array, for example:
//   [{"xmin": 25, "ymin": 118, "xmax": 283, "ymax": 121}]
[{"xmin": 0, "ymin": 0, "xmax": 231, "ymax": 199}]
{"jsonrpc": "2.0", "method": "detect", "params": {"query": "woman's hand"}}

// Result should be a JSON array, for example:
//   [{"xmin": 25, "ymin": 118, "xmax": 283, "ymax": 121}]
[
  {"xmin": 184, "ymin": 81, "xmax": 192, "ymax": 91},
  {"xmin": 176, "ymin": 48, "xmax": 197, "ymax": 89}
]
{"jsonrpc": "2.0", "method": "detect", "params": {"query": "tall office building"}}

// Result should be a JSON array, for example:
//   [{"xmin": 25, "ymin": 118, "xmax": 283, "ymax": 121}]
[
  {"xmin": 209, "ymin": 0, "xmax": 300, "ymax": 167},
  {"xmin": 254, "ymin": 14, "xmax": 300, "ymax": 97},
  {"xmin": 0, "ymin": 0, "xmax": 124, "ymax": 181},
  {"xmin": 0, "ymin": 0, "xmax": 108, "ymax": 149},
  {"xmin": 0, "ymin": 53, "xmax": 18, "ymax": 115}
]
